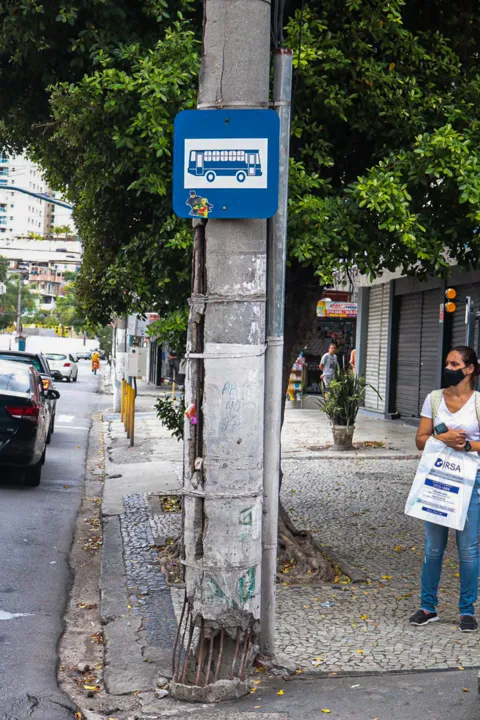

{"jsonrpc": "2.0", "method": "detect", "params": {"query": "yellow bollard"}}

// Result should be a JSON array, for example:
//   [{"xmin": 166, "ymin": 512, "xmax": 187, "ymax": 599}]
[
  {"xmin": 126, "ymin": 384, "xmax": 131, "ymax": 438},
  {"xmin": 121, "ymin": 379, "xmax": 126, "ymax": 422},
  {"xmin": 130, "ymin": 385, "xmax": 135, "ymax": 447}
]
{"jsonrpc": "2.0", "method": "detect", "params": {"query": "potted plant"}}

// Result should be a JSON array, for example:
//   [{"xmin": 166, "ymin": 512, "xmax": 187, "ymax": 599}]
[{"xmin": 317, "ymin": 368, "xmax": 381, "ymax": 450}]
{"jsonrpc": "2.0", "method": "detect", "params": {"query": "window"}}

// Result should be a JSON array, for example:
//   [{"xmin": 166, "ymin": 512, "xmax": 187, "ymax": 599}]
[
  {"xmin": 204, "ymin": 151, "xmax": 212, "ymax": 161},
  {"xmin": 229, "ymin": 151, "xmax": 236, "ymax": 161},
  {"xmin": 238, "ymin": 151, "xmax": 245, "ymax": 161},
  {"xmin": 9, "ymin": 216, "xmax": 13, "ymax": 221},
  {"xmin": 0, "ymin": 218, "xmax": 6, "ymax": 225},
  {"xmin": 190, "ymin": 150, "xmax": 196, "ymax": 162},
  {"xmin": 0, "ymin": 354, "xmax": 42, "ymax": 372},
  {"xmin": 0, "ymin": 369, "xmax": 30, "ymax": 394},
  {"xmin": 213, "ymin": 151, "xmax": 220, "ymax": 162},
  {"xmin": 0, "ymin": 180, "xmax": 7, "ymax": 186},
  {"xmin": 221, "ymin": 151, "xmax": 228, "ymax": 161},
  {"xmin": 0, "ymin": 168, "xmax": 8, "ymax": 176}
]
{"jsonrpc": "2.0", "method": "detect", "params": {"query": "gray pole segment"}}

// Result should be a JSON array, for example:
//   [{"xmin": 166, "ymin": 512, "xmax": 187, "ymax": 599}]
[
  {"xmin": 261, "ymin": 48, "xmax": 293, "ymax": 656},
  {"xmin": 112, "ymin": 316, "xmax": 127, "ymax": 412},
  {"xmin": 16, "ymin": 273, "xmax": 23, "ymax": 336},
  {"xmin": 172, "ymin": 0, "xmax": 271, "ymax": 700}
]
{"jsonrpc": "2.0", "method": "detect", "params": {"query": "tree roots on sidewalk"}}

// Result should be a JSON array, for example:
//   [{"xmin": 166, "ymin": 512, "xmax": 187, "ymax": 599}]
[{"xmin": 157, "ymin": 502, "xmax": 336, "ymax": 587}]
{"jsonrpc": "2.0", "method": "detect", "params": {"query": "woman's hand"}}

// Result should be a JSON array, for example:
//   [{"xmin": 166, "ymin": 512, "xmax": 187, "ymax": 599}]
[{"xmin": 437, "ymin": 427, "xmax": 467, "ymax": 450}]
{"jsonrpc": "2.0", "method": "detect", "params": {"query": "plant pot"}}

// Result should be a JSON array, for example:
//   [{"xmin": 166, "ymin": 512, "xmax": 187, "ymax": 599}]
[{"xmin": 332, "ymin": 424, "xmax": 355, "ymax": 450}]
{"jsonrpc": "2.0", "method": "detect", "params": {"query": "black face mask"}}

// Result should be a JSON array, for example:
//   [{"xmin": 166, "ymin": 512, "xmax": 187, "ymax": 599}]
[{"xmin": 443, "ymin": 367, "xmax": 466, "ymax": 387}]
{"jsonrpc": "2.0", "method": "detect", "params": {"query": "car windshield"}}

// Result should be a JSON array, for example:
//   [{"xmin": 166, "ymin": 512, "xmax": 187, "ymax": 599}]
[
  {"xmin": 0, "ymin": 369, "xmax": 30, "ymax": 393},
  {"xmin": 0, "ymin": 353, "xmax": 42, "ymax": 372},
  {"xmin": 46, "ymin": 354, "xmax": 67, "ymax": 361}
]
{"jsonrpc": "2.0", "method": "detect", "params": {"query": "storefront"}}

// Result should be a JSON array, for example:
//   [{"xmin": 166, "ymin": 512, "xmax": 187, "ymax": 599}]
[{"xmin": 303, "ymin": 299, "xmax": 357, "ymax": 395}]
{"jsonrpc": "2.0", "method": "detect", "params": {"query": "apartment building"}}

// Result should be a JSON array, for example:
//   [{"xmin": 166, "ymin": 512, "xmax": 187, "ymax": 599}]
[{"xmin": 0, "ymin": 152, "xmax": 74, "ymax": 238}]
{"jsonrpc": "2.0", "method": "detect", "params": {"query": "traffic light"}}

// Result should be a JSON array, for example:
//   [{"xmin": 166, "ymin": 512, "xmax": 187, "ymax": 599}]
[{"xmin": 445, "ymin": 288, "xmax": 457, "ymax": 313}]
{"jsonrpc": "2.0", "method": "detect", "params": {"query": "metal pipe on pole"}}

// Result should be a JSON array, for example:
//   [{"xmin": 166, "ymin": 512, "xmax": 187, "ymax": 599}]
[
  {"xmin": 16, "ymin": 272, "xmax": 26, "ymax": 351},
  {"xmin": 261, "ymin": 48, "xmax": 293, "ymax": 656}
]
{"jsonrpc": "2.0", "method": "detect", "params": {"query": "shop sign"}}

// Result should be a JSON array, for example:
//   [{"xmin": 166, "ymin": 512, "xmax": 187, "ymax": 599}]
[{"xmin": 317, "ymin": 301, "xmax": 358, "ymax": 318}]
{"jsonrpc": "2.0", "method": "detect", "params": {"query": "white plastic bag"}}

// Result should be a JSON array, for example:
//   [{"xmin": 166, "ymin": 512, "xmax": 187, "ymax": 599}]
[{"xmin": 405, "ymin": 437, "xmax": 478, "ymax": 531}]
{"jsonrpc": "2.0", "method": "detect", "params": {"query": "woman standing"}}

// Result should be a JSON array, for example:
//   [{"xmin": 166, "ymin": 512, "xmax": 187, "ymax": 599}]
[{"xmin": 410, "ymin": 346, "xmax": 480, "ymax": 632}]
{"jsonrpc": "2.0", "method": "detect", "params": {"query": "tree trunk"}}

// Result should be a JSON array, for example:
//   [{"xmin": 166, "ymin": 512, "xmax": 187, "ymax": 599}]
[{"xmin": 277, "ymin": 261, "xmax": 335, "ymax": 584}]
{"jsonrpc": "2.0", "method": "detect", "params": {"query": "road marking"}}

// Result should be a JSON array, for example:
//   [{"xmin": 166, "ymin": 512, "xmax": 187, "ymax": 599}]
[
  {"xmin": 57, "ymin": 414, "xmax": 75, "ymax": 422},
  {"xmin": 56, "ymin": 425, "xmax": 89, "ymax": 431},
  {"xmin": 0, "ymin": 610, "xmax": 33, "ymax": 620}
]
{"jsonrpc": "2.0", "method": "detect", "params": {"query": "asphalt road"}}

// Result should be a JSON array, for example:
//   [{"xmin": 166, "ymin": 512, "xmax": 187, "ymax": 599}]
[{"xmin": 0, "ymin": 362, "xmax": 109, "ymax": 720}]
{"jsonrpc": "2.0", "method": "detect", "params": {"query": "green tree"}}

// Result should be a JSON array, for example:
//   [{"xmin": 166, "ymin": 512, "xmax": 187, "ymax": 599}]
[
  {"xmin": 2, "ymin": 1, "xmax": 480, "ymax": 367},
  {"xmin": 0, "ymin": 270, "xmax": 36, "ymax": 331},
  {"xmin": 4, "ymin": 1, "xmax": 480, "ymax": 576}
]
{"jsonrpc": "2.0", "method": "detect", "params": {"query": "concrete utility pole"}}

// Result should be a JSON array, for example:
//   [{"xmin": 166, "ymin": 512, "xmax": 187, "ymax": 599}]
[
  {"xmin": 112, "ymin": 316, "xmax": 127, "ymax": 412},
  {"xmin": 171, "ymin": 0, "xmax": 271, "ymax": 702}
]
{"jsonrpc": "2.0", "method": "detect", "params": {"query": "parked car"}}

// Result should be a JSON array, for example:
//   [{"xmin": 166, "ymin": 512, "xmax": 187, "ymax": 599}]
[
  {"xmin": 45, "ymin": 353, "xmax": 79, "ymax": 382},
  {"xmin": 0, "ymin": 350, "xmax": 58, "ymax": 442},
  {"xmin": 76, "ymin": 351, "xmax": 91, "ymax": 360},
  {"xmin": 0, "ymin": 359, "xmax": 60, "ymax": 486}
]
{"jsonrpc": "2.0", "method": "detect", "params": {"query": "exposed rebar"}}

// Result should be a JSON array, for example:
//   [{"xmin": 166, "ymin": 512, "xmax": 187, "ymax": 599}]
[
  {"xmin": 195, "ymin": 617, "xmax": 205, "ymax": 686},
  {"xmin": 214, "ymin": 627, "xmax": 225, "ymax": 683},
  {"xmin": 181, "ymin": 616, "xmax": 195, "ymax": 684},
  {"xmin": 172, "ymin": 594, "xmax": 187, "ymax": 681},
  {"xmin": 230, "ymin": 627, "xmax": 241, "ymax": 681},
  {"xmin": 205, "ymin": 631, "xmax": 215, "ymax": 686}
]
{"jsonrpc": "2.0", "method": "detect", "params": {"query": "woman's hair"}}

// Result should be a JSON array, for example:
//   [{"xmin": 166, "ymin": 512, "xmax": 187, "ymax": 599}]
[{"xmin": 451, "ymin": 346, "xmax": 480, "ymax": 387}]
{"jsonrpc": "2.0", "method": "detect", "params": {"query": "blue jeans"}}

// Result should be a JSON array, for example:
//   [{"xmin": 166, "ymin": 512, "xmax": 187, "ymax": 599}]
[{"xmin": 421, "ymin": 470, "xmax": 480, "ymax": 617}]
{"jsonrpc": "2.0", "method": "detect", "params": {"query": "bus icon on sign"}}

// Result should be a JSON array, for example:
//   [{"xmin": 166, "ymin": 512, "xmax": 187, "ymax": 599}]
[
  {"xmin": 188, "ymin": 149, "xmax": 262, "ymax": 183},
  {"xmin": 183, "ymin": 138, "xmax": 268, "ymax": 191}
]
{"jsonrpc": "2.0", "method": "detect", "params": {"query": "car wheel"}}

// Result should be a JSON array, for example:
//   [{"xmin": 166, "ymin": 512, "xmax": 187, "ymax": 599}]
[
  {"xmin": 236, "ymin": 171, "xmax": 246, "ymax": 183},
  {"xmin": 206, "ymin": 171, "xmax": 216, "ymax": 183},
  {"xmin": 67, "ymin": 376, "xmax": 72, "ymax": 383},
  {"xmin": 24, "ymin": 457, "xmax": 42, "ymax": 487},
  {"xmin": 73, "ymin": 374, "xmax": 78, "ymax": 382}
]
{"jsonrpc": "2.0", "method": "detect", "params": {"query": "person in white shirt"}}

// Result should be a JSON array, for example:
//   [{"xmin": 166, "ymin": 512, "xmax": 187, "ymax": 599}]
[
  {"xmin": 319, "ymin": 343, "xmax": 339, "ymax": 389},
  {"xmin": 410, "ymin": 346, "xmax": 480, "ymax": 633}
]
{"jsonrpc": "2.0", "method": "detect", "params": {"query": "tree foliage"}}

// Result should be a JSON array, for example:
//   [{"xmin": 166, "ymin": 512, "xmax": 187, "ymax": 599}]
[
  {"xmin": 0, "ymin": 266, "xmax": 36, "ymax": 330},
  {"xmin": 1, "ymin": 0, "xmax": 480, "ymax": 355}
]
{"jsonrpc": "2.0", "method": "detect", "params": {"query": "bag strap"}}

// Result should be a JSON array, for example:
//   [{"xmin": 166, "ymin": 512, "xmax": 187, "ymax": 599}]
[
  {"xmin": 430, "ymin": 389, "xmax": 443, "ymax": 422},
  {"xmin": 475, "ymin": 391, "xmax": 480, "ymax": 428},
  {"xmin": 431, "ymin": 388, "xmax": 480, "ymax": 428}
]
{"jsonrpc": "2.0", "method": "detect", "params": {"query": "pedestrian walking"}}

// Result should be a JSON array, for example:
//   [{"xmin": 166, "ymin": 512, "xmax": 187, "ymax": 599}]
[
  {"xmin": 320, "ymin": 343, "xmax": 339, "ymax": 389},
  {"xmin": 350, "ymin": 348, "xmax": 357, "ymax": 373},
  {"xmin": 410, "ymin": 345, "xmax": 480, "ymax": 632},
  {"xmin": 166, "ymin": 348, "xmax": 179, "ymax": 382}
]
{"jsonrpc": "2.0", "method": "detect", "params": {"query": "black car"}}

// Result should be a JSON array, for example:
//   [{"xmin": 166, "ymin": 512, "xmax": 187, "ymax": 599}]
[
  {"xmin": 0, "ymin": 360, "xmax": 60, "ymax": 486},
  {"xmin": 0, "ymin": 350, "xmax": 58, "ymax": 442}
]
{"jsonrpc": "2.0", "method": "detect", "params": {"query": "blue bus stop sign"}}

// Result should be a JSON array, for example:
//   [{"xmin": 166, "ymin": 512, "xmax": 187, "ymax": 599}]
[{"xmin": 173, "ymin": 109, "xmax": 280, "ymax": 220}]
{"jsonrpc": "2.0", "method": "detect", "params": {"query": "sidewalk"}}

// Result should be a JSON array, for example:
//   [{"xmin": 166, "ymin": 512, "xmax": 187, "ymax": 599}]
[{"xmin": 96, "ymin": 380, "xmax": 480, "ymax": 715}]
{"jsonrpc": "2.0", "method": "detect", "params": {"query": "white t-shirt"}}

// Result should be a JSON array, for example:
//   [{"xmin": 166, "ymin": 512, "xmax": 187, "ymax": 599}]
[{"xmin": 420, "ymin": 392, "xmax": 480, "ymax": 443}]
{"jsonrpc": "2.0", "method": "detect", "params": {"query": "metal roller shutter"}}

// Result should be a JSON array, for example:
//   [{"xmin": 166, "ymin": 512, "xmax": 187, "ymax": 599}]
[
  {"xmin": 396, "ymin": 294, "xmax": 422, "ymax": 418},
  {"xmin": 419, "ymin": 290, "xmax": 440, "ymax": 408},
  {"xmin": 365, "ymin": 284, "xmax": 389, "ymax": 412},
  {"xmin": 396, "ymin": 289, "xmax": 441, "ymax": 418}
]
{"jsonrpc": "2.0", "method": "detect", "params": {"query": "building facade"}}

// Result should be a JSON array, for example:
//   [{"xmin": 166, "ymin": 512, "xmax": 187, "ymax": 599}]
[
  {"xmin": 357, "ymin": 268, "xmax": 480, "ymax": 420},
  {"xmin": 0, "ymin": 152, "xmax": 74, "ymax": 238}
]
